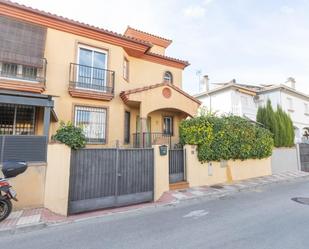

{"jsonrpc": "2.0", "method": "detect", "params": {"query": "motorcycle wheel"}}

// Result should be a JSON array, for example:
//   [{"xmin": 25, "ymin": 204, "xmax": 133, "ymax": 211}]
[{"xmin": 0, "ymin": 198, "xmax": 12, "ymax": 222}]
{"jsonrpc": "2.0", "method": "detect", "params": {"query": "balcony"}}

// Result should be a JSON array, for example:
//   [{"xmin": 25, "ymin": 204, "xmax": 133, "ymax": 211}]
[
  {"xmin": 68, "ymin": 63, "xmax": 115, "ymax": 101},
  {"xmin": 0, "ymin": 56, "xmax": 47, "ymax": 93}
]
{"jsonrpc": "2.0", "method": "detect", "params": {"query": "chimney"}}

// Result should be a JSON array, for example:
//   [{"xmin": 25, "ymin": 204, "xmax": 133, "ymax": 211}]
[
  {"xmin": 200, "ymin": 75, "xmax": 209, "ymax": 92},
  {"xmin": 286, "ymin": 77, "xmax": 296, "ymax": 89}
]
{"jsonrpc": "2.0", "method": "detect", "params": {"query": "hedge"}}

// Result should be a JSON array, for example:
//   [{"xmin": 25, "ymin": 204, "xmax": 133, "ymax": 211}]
[
  {"xmin": 179, "ymin": 114, "xmax": 274, "ymax": 162},
  {"xmin": 256, "ymin": 100, "xmax": 294, "ymax": 147}
]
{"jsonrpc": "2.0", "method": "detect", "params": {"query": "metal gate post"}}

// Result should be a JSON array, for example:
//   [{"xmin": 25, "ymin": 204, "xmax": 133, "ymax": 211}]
[
  {"xmin": 296, "ymin": 143, "xmax": 301, "ymax": 171},
  {"xmin": 0, "ymin": 135, "xmax": 6, "ymax": 164},
  {"xmin": 183, "ymin": 148, "xmax": 187, "ymax": 181},
  {"xmin": 115, "ymin": 142, "xmax": 120, "ymax": 205}
]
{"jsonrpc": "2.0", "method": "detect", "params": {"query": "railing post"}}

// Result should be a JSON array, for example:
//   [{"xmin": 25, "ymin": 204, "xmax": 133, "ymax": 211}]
[
  {"xmin": 43, "ymin": 58, "xmax": 47, "ymax": 85},
  {"xmin": 43, "ymin": 106, "xmax": 51, "ymax": 139},
  {"xmin": 112, "ymin": 71, "xmax": 115, "ymax": 94}
]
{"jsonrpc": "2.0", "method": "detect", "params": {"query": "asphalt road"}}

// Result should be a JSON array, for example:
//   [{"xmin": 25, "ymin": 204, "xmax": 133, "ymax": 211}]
[{"xmin": 1, "ymin": 179, "xmax": 309, "ymax": 249}]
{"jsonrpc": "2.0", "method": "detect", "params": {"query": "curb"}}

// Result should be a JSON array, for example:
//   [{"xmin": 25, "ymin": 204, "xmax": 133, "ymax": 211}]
[
  {"xmin": 1, "ymin": 173, "xmax": 308, "ymax": 235},
  {"xmin": 166, "ymin": 174, "xmax": 309, "ymax": 205}
]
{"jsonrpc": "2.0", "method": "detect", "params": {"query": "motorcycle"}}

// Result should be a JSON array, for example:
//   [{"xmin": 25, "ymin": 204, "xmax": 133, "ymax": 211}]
[{"xmin": 0, "ymin": 161, "xmax": 27, "ymax": 222}]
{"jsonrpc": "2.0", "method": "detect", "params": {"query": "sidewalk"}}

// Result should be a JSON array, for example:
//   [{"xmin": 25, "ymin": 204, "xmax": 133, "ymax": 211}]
[{"xmin": 1, "ymin": 170, "xmax": 308, "ymax": 235}]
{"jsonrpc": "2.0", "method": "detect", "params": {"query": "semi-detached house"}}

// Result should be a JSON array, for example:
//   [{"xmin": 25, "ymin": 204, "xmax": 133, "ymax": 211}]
[
  {"xmin": 196, "ymin": 76, "xmax": 309, "ymax": 143},
  {"xmin": 0, "ymin": 0, "xmax": 200, "ymax": 149}
]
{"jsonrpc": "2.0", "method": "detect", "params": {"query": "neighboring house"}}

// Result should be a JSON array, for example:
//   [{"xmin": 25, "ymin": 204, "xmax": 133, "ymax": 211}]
[
  {"xmin": 0, "ymin": 1, "xmax": 200, "ymax": 148},
  {"xmin": 195, "ymin": 76, "xmax": 309, "ymax": 143}
]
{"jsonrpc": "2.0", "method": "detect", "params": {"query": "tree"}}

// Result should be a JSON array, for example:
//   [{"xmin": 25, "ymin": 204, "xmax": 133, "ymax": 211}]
[{"xmin": 256, "ymin": 100, "xmax": 294, "ymax": 147}]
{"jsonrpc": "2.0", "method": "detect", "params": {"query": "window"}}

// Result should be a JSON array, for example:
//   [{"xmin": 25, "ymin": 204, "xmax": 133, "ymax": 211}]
[
  {"xmin": 0, "ymin": 104, "xmax": 35, "ymax": 135},
  {"xmin": 123, "ymin": 57, "xmax": 129, "ymax": 81},
  {"xmin": 2, "ymin": 63, "xmax": 18, "ymax": 77},
  {"xmin": 241, "ymin": 96, "xmax": 248, "ymax": 106},
  {"xmin": 287, "ymin": 97, "xmax": 293, "ymax": 111},
  {"xmin": 77, "ymin": 45, "xmax": 108, "ymax": 91},
  {"xmin": 124, "ymin": 111, "xmax": 131, "ymax": 144},
  {"xmin": 74, "ymin": 106, "xmax": 107, "ymax": 144},
  {"xmin": 22, "ymin": 65, "xmax": 38, "ymax": 80},
  {"xmin": 305, "ymin": 103, "xmax": 309, "ymax": 115},
  {"xmin": 0, "ymin": 62, "xmax": 39, "ymax": 81},
  {"xmin": 163, "ymin": 116, "xmax": 173, "ymax": 135},
  {"xmin": 163, "ymin": 71, "xmax": 173, "ymax": 84}
]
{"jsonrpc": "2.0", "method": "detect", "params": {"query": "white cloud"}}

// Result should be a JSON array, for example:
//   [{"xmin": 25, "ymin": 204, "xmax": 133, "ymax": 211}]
[
  {"xmin": 203, "ymin": 0, "xmax": 215, "ymax": 5},
  {"xmin": 183, "ymin": 5, "xmax": 206, "ymax": 18},
  {"xmin": 280, "ymin": 6, "xmax": 295, "ymax": 15}
]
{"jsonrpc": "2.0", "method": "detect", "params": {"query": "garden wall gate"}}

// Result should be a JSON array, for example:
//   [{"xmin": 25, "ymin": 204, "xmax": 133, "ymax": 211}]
[
  {"xmin": 68, "ymin": 148, "xmax": 154, "ymax": 214},
  {"xmin": 169, "ymin": 148, "xmax": 185, "ymax": 183},
  {"xmin": 299, "ymin": 143, "xmax": 309, "ymax": 172}
]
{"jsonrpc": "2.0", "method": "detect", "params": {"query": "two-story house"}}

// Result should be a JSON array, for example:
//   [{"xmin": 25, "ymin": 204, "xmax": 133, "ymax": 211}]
[
  {"xmin": 0, "ymin": 0, "xmax": 200, "ymax": 148},
  {"xmin": 196, "ymin": 76, "xmax": 309, "ymax": 143}
]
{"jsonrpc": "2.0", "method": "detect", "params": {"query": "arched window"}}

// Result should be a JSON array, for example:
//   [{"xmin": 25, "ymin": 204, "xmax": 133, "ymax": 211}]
[{"xmin": 163, "ymin": 71, "xmax": 173, "ymax": 84}]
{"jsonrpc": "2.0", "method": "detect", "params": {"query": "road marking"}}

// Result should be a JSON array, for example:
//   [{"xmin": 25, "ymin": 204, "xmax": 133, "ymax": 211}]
[{"xmin": 183, "ymin": 210, "xmax": 209, "ymax": 219}]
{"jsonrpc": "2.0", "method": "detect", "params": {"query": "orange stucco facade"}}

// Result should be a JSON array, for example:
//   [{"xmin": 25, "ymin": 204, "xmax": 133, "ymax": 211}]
[{"xmin": 0, "ymin": 1, "xmax": 200, "ymax": 148}]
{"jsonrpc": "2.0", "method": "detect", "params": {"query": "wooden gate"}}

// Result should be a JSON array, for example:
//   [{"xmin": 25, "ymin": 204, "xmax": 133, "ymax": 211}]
[
  {"xmin": 169, "ymin": 149, "xmax": 185, "ymax": 183},
  {"xmin": 68, "ymin": 148, "xmax": 154, "ymax": 214},
  {"xmin": 299, "ymin": 143, "xmax": 309, "ymax": 172}
]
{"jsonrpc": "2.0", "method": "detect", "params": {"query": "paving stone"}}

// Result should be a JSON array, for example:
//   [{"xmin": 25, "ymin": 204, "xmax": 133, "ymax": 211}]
[
  {"xmin": 7, "ymin": 211, "xmax": 23, "ymax": 220},
  {"xmin": 172, "ymin": 193, "xmax": 189, "ymax": 200},
  {"xmin": 190, "ymin": 190, "xmax": 205, "ymax": 196},
  {"xmin": 16, "ymin": 214, "xmax": 41, "ymax": 226}
]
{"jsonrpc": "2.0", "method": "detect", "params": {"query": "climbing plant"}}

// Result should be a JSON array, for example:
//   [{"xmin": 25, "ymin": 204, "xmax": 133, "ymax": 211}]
[
  {"xmin": 179, "ymin": 114, "xmax": 274, "ymax": 163},
  {"xmin": 52, "ymin": 121, "xmax": 86, "ymax": 150}
]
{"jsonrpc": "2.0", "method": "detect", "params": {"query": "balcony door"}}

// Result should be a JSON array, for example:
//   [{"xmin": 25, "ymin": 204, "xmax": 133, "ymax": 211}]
[{"xmin": 77, "ymin": 45, "xmax": 108, "ymax": 92}]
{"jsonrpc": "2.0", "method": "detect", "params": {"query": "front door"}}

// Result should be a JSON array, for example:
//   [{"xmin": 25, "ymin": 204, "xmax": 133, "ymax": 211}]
[{"xmin": 136, "ymin": 116, "xmax": 151, "ymax": 147}]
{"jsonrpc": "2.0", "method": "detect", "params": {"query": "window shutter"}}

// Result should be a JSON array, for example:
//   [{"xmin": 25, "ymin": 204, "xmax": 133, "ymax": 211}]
[{"xmin": 0, "ymin": 16, "xmax": 47, "ymax": 67}]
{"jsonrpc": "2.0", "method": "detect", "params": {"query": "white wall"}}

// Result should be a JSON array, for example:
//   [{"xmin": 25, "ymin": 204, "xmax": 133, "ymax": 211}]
[
  {"xmin": 238, "ymin": 92, "xmax": 257, "ymax": 121},
  {"xmin": 198, "ymin": 89, "xmax": 232, "ymax": 115},
  {"xmin": 198, "ymin": 89, "xmax": 257, "ymax": 120}
]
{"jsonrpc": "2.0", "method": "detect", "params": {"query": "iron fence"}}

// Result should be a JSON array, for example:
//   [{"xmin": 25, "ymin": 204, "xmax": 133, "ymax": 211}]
[{"xmin": 132, "ymin": 132, "xmax": 172, "ymax": 148}]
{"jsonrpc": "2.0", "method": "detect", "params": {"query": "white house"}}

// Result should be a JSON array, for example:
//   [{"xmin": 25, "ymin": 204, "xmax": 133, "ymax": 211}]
[{"xmin": 195, "ymin": 76, "xmax": 309, "ymax": 143}]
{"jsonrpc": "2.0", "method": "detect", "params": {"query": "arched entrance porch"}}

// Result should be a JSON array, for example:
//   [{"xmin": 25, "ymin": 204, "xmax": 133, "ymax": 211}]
[{"xmin": 133, "ymin": 108, "xmax": 191, "ymax": 148}]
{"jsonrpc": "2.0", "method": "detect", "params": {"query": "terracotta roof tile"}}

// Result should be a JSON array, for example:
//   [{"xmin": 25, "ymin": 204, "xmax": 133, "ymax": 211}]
[
  {"xmin": 125, "ymin": 26, "xmax": 172, "ymax": 43},
  {"xmin": 120, "ymin": 83, "xmax": 201, "ymax": 104},
  {"xmin": 146, "ymin": 52, "xmax": 190, "ymax": 66}
]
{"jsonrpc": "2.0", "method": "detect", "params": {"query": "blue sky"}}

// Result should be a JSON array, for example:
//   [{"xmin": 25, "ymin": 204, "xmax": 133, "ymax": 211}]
[{"xmin": 15, "ymin": 0, "xmax": 309, "ymax": 94}]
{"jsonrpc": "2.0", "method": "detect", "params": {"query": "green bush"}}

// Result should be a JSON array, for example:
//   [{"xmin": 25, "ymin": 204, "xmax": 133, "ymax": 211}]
[
  {"xmin": 179, "ymin": 114, "xmax": 274, "ymax": 162},
  {"xmin": 52, "ymin": 121, "xmax": 86, "ymax": 150},
  {"xmin": 256, "ymin": 100, "xmax": 294, "ymax": 147}
]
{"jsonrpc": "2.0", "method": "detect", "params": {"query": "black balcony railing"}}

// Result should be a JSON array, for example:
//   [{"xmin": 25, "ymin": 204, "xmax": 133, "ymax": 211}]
[
  {"xmin": 132, "ymin": 132, "xmax": 172, "ymax": 148},
  {"xmin": 0, "ymin": 58, "xmax": 47, "ymax": 84},
  {"xmin": 69, "ymin": 63, "xmax": 115, "ymax": 94}
]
